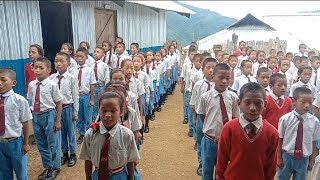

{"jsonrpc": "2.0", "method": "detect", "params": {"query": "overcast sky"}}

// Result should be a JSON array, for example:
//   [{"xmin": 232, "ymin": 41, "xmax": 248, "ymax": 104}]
[{"xmin": 181, "ymin": 1, "xmax": 320, "ymax": 19}]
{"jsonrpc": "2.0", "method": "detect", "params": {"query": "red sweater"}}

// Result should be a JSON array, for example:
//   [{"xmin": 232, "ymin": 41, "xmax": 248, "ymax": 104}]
[
  {"xmin": 25, "ymin": 63, "xmax": 36, "ymax": 93},
  {"xmin": 261, "ymin": 95, "xmax": 292, "ymax": 129},
  {"xmin": 216, "ymin": 118, "xmax": 279, "ymax": 180}
]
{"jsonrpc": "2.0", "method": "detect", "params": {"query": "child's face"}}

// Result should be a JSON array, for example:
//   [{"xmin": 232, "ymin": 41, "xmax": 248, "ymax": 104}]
[
  {"xmin": 216, "ymin": 52, "xmax": 223, "ymax": 61},
  {"xmin": 271, "ymin": 78, "xmax": 287, "ymax": 97},
  {"xmin": 239, "ymin": 91, "xmax": 265, "ymax": 122},
  {"xmin": 249, "ymin": 51, "xmax": 256, "ymax": 61},
  {"xmin": 130, "ymin": 45, "xmax": 138, "ymax": 55},
  {"xmin": 270, "ymin": 50, "xmax": 276, "ymax": 56},
  {"xmin": 268, "ymin": 58, "xmax": 278, "ymax": 70},
  {"xmin": 93, "ymin": 48, "xmax": 105, "ymax": 61},
  {"xmin": 241, "ymin": 62, "xmax": 253, "ymax": 76},
  {"xmin": 188, "ymin": 52, "xmax": 196, "ymax": 61},
  {"xmin": 300, "ymin": 59, "xmax": 309, "ymax": 67},
  {"xmin": 299, "ymin": 45, "xmax": 307, "ymax": 54},
  {"xmin": 280, "ymin": 60, "xmax": 290, "ymax": 72},
  {"xmin": 111, "ymin": 72, "xmax": 126, "ymax": 84},
  {"xmin": 246, "ymin": 48, "xmax": 252, "ymax": 56},
  {"xmin": 122, "ymin": 61, "xmax": 134, "ymax": 79},
  {"xmin": 102, "ymin": 42, "xmax": 111, "ymax": 52},
  {"xmin": 160, "ymin": 49, "xmax": 166, "ymax": 57},
  {"xmin": 239, "ymin": 42, "xmax": 246, "ymax": 49},
  {"xmin": 277, "ymin": 53, "xmax": 285, "ymax": 61},
  {"xmin": 311, "ymin": 60, "xmax": 320, "ymax": 71},
  {"xmin": 0, "ymin": 73, "xmax": 16, "ymax": 94},
  {"xmin": 99, "ymin": 98, "xmax": 122, "ymax": 128},
  {"xmin": 308, "ymin": 53, "xmax": 316, "ymax": 60},
  {"xmin": 29, "ymin": 47, "xmax": 42, "ymax": 62},
  {"xmin": 132, "ymin": 57, "xmax": 142, "ymax": 71},
  {"xmin": 257, "ymin": 72, "xmax": 270, "ymax": 88},
  {"xmin": 194, "ymin": 58, "xmax": 202, "ymax": 70},
  {"xmin": 154, "ymin": 53, "xmax": 161, "ymax": 62},
  {"xmin": 241, "ymin": 49, "xmax": 246, "ymax": 56},
  {"xmin": 34, "ymin": 61, "xmax": 51, "ymax": 81},
  {"xmin": 294, "ymin": 94, "xmax": 313, "ymax": 114},
  {"xmin": 299, "ymin": 68, "xmax": 312, "ymax": 84},
  {"xmin": 54, "ymin": 55, "xmax": 69, "ymax": 74},
  {"xmin": 116, "ymin": 44, "xmax": 125, "ymax": 54},
  {"xmin": 203, "ymin": 62, "xmax": 216, "ymax": 80},
  {"xmin": 228, "ymin": 57, "xmax": 238, "ymax": 68},
  {"xmin": 287, "ymin": 55, "xmax": 293, "ymax": 61},
  {"xmin": 257, "ymin": 53, "xmax": 265, "ymax": 64},
  {"xmin": 60, "ymin": 45, "xmax": 72, "ymax": 55},
  {"xmin": 146, "ymin": 52, "xmax": 154, "ymax": 63},
  {"xmin": 169, "ymin": 46, "xmax": 175, "ymax": 53},
  {"xmin": 75, "ymin": 51, "xmax": 87, "ymax": 65},
  {"xmin": 213, "ymin": 69, "xmax": 230, "ymax": 92},
  {"xmin": 222, "ymin": 55, "xmax": 229, "ymax": 64},
  {"xmin": 80, "ymin": 43, "xmax": 88, "ymax": 50}
]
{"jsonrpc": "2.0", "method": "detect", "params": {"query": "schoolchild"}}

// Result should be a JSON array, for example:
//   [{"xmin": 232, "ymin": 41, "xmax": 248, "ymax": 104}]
[
  {"xmin": 231, "ymin": 60, "xmax": 257, "ymax": 95},
  {"xmin": 145, "ymin": 51, "xmax": 158, "ymax": 120},
  {"xmin": 25, "ymin": 44, "xmax": 44, "ymax": 93},
  {"xmin": 60, "ymin": 42, "xmax": 78, "ymax": 70},
  {"xmin": 167, "ymin": 44, "xmax": 180, "ymax": 94},
  {"xmin": 256, "ymin": 67, "xmax": 271, "ymax": 95},
  {"xmin": 154, "ymin": 51, "xmax": 166, "ymax": 111},
  {"xmin": 277, "ymin": 58, "xmax": 293, "ymax": 95},
  {"xmin": 114, "ymin": 42, "xmax": 130, "ymax": 69},
  {"xmin": 227, "ymin": 55, "xmax": 241, "ymax": 87},
  {"xmin": 309, "ymin": 56, "xmax": 320, "ymax": 87},
  {"xmin": 252, "ymin": 50, "xmax": 267, "ymax": 77},
  {"xmin": 130, "ymin": 43, "xmax": 140, "ymax": 58},
  {"xmin": 289, "ymin": 65, "xmax": 317, "ymax": 98},
  {"xmin": 79, "ymin": 41, "xmax": 95, "ymax": 65},
  {"xmin": 267, "ymin": 55, "xmax": 279, "ymax": 74},
  {"xmin": 102, "ymin": 40, "xmax": 117, "ymax": 68}
]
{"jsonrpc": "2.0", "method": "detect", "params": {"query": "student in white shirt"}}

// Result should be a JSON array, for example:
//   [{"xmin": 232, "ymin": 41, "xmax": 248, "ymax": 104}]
[
  {"xmin": 247, "ymin": 50, "xmax": 257, "ymax": 64},
  {"xmin": 113, "ymin": 36, "xmax": 129, "ymax": 56},
  {"xmin": 70, "ymin": 48, "xmax": 96, "ymax": 144},
  {"xmin": 256, "ymin": 67, "xmax": 271, "ymax": 95},
  {"xmin": 79, "ymin": 41, "xmax": 95, "ymax": 65},
  {"xmin": 278, "ymin": 87, "xmax": 320, "ymax": 180},
  {"xmin": 237, "ymin": 47, "xmax": 249, "ymax": 68},
  {"xmin": 289, "ymin": 65, "xmax": 317, "ymax": 98},
  {"xmin": 252, "ymin": 50, "xmax": 267, "ymax": 77},
  {"xmin": 167, "ymin": 44, "xmax": 180, "ymax": 92},
  {"xmin": 145, "ymin": 51, "xmax": 158, "ymax": 120},
  {"xmin": 160, "ymin": 48, "xmax": 172, "ymax": 94},
  {"xmin": 154, "ymin": 52, "xmax": 167, "ymax": 109},
  {"xmin": 295, "ymin": 43, "xmax": 309, "ymax": 57},
  {"xmin": 115, "ymin": 42, "xmax": 130, "ymax": 69},
  {"xmin": 130, "ymin": 43, "xmax": 140, "ymax": 59},
  {"xmin": 60, "ymin": 43, "xmax": 77, "ymax": 71},
  {"xmin": 232, "ymin": 60, "xmax": 257, "ymax": 95},
  {"xmin": 190, "ymin": 52, "xmax": 212, "ymax": 91},
  {"xmin": 0, "ymin": 68, "xmax": 33, "ymax": 180},
  {"xmin": 310, "ymin": 56, "xmax": 320, "ymax": 87},
  {"xmin": 102, "ymin": 40, "xmax": 117, "ymax": 69},
  {"xmin": 278, "ymin": 58, "xmax": 293, "ymax": 95},
  {"xmin": 228, "ymin": 55, "xmax": 242, "ymax": 87},
  {"xmin": 50, "ymin": 52, "xmax": 79, "ymax": 167}
]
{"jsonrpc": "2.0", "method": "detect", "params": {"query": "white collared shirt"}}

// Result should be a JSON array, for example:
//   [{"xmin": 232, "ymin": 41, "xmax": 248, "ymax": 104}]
[
  {"xmin": 128, "ymin": 76, "xmax": 145, "ymax": 99},
  {"xmin": 190, "ymin": 79, "xmax": 215, "ymax": 110},
  {"xmin": 69, "ymin": 57, "xmax": 78, "ymax": 72},
  {"xmin": 27, "ymin": 77, "xmax": 63, "ymax": 111},
  {"xmin": 85, "ymin": 54, "xmax": 95, "ymax": 65},
  {"xmin": 127, "ymin": 91, "xmax": 140, "ymax": 116},
  {"xmin": 136, "ymin": 70, "xmax": 152, "ymax": 95},
  {"xmin": 145, "ymin": 63, "xmax": 157, "ymax": 82},
  {"xmin": 70, "ymin": 64, "xmax": 96, "ymax": 94},
  {"xmin": 263, "ymin": 85, "xmax": 271, "ymax": 96},
  {"xmin": 104, "ymin": 50, "xmax": 117, "ymax": 68},
  {"xmin": 289, "ymin": 65, "xmax": 299, "ymax": 81},
  {"xmin": 197, "ymin": 88, "xmax": 240, "ymax": 139},
  {"xmin": 190, "ymin": 69, "xmax": 204, "ymax": 89},
  {"xmin": 115, "ymin": 53, "xmax": 130, "ymax": 68},
  {"xmin": 167, "ymin": 53, "xmax": 179, "ymax": 66},
  {"xmin": 89, "ymin": 60, "xmax": 110, "ymax": 85},
  {"xmin": 239, "ymin": 114, "xmax": 263, "ymax": 134},
  {"xmin": 252, "ymin": 62, "xmax": 267, "ymax": 77},
  {"xmin": 122, "ymin": 106, "xmax": 142, "ymax": 132},
  {"xmin": 186, "ymin": 67, "xmax": 200, "ymax": 92},
  {"xmin": 180, "ymin": 58, "xmax": 192, "ymax": 79},
  {"xmin": 164, "ymin": 57, "xmax": 172, "ymax": 70},
  {"xmin": 49, "ymin": 71, "xmax": 79, "ymax": 116},
  {"xmin": 231, "ymin": 74, "xmax": 257, "ymax": 95},
  {"xmin": 289, "ymin": 81, "xmax": 317, "ymax": 97},
  {"xmin": 278, "ymin": 110, "xmax": 320, "ymax": 157},
  {"xmin": 1, "ymin": 89, "xmax": 32, "ymax": 138},
  {"xmin": 230, "ymin": 67, "xmax": 242, "ymax": 80},
  {"xmin": 237, "ymin": 55, "xmax": 249, "ymax": 68},
  {"xmin": 277, "ymin": 70, "xmax": 293, "ymax": 92},
  {"xmin": 310, "ymin": 67, "xmax": 320, "ymax": 87},
  {"xmin": 79, "ymin": 123, "xmax": 140, "ymax": 169},
  {"xmin": 270, "ymin": 91, "xmax": 284, "ymax": 102},
  {"xmin": 157, "ymin": 60, "xmax": 166, "ymax": 75}
]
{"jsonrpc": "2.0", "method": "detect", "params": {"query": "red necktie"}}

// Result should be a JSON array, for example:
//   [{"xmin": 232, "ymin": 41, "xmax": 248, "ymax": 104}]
[
  {"xmin": 34, "ymin": 82, "xmax": 41, "ymax": 114},
  {"xmin": 94, "ymin": 63, "xmax": 98, "ymax": 81},
  {"xmin": 206, "ymin": 81, "xmax": 211, "ymax": 91},
  {"xmin": 78, "ymin": 67, "xmax": 83, "ymax": 88},
  {"xmin": 98, "ymin": 132, "xmax": 111, "ymax": 180},
  {"xmin": 247, "ymin": 123, "xmax": 256, "ymax": 138},
  {"xmin": 0, "ymin": 95, "xmax": 5, "ymax": 135},
  {"xmin": 294, "ymin": 115, "xmax": 304, "ymax": 160},
  {"xmin": 218, "ymin": 94, "xmax": 229, "ymax": 125},
  {"xmin": 247, "ymin": 76, "xmax": 251, "ymax": 83},
  {"xmin": 57, "ymin": 75, "xmax": 63, "ymax": 90},
  {"xmin": 134, "ymin": 73, "xmax": 138, "ymax": 79},
  {"xmin": 116, "ymin": 56, "xmax": 120, "ymax": 68},
  {"xmin": 230, "ymin": 68, "xmax": 234, "ymax": 86},
  {"xmin": 277, "ymin": 98, "xmax": 283, "ymax": 107}
]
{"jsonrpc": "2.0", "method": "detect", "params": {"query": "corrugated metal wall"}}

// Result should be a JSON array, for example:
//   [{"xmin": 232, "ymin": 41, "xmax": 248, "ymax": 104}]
[
  {"xmin": 71, "ymin": 1, "xmax": 166, "ymax": 51},
  {"xmin": 0, "ymin": 1, "xmax": 42, "ymax": 60}
]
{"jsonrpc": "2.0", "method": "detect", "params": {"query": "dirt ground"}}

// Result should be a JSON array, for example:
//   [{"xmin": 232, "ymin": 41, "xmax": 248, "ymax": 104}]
[{"xmin": 27, "ymin": 87, "xmax": 201, "ymax": 180}]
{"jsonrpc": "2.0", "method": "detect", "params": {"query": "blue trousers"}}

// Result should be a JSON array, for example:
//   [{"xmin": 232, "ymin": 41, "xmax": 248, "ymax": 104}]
[
  {"xmin": 196, "ymin": 115, "xmax": 204, "ymax": 164},
  {"xmin": 187, "ymin": 92, "xmax": 194, "ymax": 132},
  {"xmin": 61, "ymin": 106, "xmax": 77, "ymax": 154},
  {"xmin": 201, "ymin": 135, "xmax": 218, "ymax": 180},
  {"xmin": 91, "ymin": 168, "xmax": 128, "ymax": 180},
  {"xmin": 78, "ymin": 94, "xmax": 93, "ymax": 136},
  {"xmin": 0, "ymin": 137, "xmax": 27, "ymax": 180},
  {"xmin": 277, "ymin": 151, "xmax": 308, "ymax": 180},
  {"xmin": 93, "ymin": 86, "xmax": 104, "ymax": 120},
  {"xmin": 183, "ymin": 88, "xmax": 189, "ymax": 120},
  {"xmin": 33, "ymin": 110, "xmax": 61, "ymax": 169}
]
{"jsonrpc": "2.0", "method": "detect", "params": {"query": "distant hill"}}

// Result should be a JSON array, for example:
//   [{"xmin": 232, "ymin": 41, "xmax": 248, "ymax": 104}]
[{"xmin": 166, "ymin": 1, "xmax": 237, "ymax": 47}]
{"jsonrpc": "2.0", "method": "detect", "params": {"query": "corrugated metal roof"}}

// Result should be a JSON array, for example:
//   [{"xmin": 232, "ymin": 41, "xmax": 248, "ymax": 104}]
[{"xmin": 227, "ymin": 13, "xmax": 276, "ymax": 31}]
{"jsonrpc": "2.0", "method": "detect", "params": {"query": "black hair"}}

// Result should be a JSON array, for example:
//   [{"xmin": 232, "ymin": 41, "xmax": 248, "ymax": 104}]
[
  {"xmin": 95, "ymin": 46, "xmax": 105, "ymax": 53},
  {"xmin": 298, "ymin": 65, "xmax": 312, "ymax": 75},
  {"xmin": 202, "ymin": 58, "xmax": 217, "ymax": 69},
  {"xmin": 213, "ymin": 63, "xmax": 230, "ymax": 74},
  {"xmin": 308, "ymin": 51, "xmax": 316, "ymax": 57},
  {"xmin": 116, "ymin": 37, "xmax": 124, "ymax": 42},
  {"xmin": 311, "ymin": 56, "xmax": 320, "ymax": 62},
  {"xmin": 34, "ymin": 57, "xmax": 51, "ymax": 69},
  {"xmin": 130, "ymin": 42, "xmax": 139, "ymax": 49},
  {"xmin": 286, "ymin": 52, "xmax": 293, "ymax": 57},
  {"xmin": 116, "ymin": 42, "xmax": 126, "ymax": 50},
  {"xmin": 257, "ymin": 67, "xmax": 270, "ymax": 77},
  {"xmin": 61, "ymin": 43, "xmax": 74, "ymax": 56},
  {"xmin": 76, "ymin": 47, "xmax": 89, "ymax": 56},
  {"xmin": 239, "ymin": 82, "xmax": 266, "ymax": 100},
  {"xmin": 200, "ymin": 52, "xmax": 211, "ymax": 61},
  {"xmin": 120, "ymin": 59, "xmax": 133, "ymax": 69},
  {"xmin": 241, "ymin": 60, "xmax": 252, "ymax": 68},
  {"xmin": 111, "ymin": 68, "xmax": 126, "ymax": 77},
  {"xmin": 267, "ymin": 55, "xmax": 278, "ymax": 63},
  {"xmin": 222, "ymin": 53, "xmax": 229, "ymax": 57},
  {"xmin": 292, "ymin": 87, "xmax": 312, "ymax": 100},
  {"xmin": 300, "ymin": 56, "xmax": 309, "ymax": 62},
  {"xmin": 188, "ymin": 47, "xmax": 197, "ymax": 55},
  {"xmin": 215, "ymin": 50, "xmax": 223, "ymax": 55},
  {"xmin": 79, "ymin": 41, "xmax": 90, "ymax": 50},
  {"xmin": 193, "ymin": 53, "xmax": 201, "ymax": 61},
  {"xmin": 30, "ymin": 44, "xmax": 44, "ymax": 56},
  {"xmin": 277, "ymin": 51, "xmax": 284, "ymax": 56},
  {"xmin": 269, "ymin": 73, "xmax": 286, "ymax": 86},
  {"xmin": 56, "ymin": 52, "xmax": 71, "ymax": 62},
  {"xmin": 0, "ymin": 67, "xmax": 16, "ymax": 80},
  {"xmin": 299, "ymin": 43, "xmax": 306, "ymax": 49},
  {"xmin": 293, "ymin": 56, "xmax": 301, "ymax": 63},
  {"xmin": 99, "ymin": 92, "xmax": 125, "ymax": 114},
  {"xmin": 228, "ymin": 55, "xmax": 237, "ymax": 61}
]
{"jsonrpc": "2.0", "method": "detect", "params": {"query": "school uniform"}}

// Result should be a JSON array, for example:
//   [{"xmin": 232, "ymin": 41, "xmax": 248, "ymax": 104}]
[
  {"xmin": 197, "ymin": 88, "xmax": 239, "ymax": 180},
  {"xmin": 263, "ymin": 85, "xmax": 272, "ymax": 96},
  {"xmin": 252, "ymin": 62, "xmax": 267, "ymax": 77},
  {"xmin": 135, "ymin": 70, "xmax": 151, "ymax": 116},
  {"xmin": 103, "ymin": 50, "xmax": 117, "ymax": 69},
  {"xmin": 115, "ymin": 53, "xmax": 130, "ymax": 69},
  {"xmin": 229, "ymin": 67, "xmax": 242, "ymax": 87},
  {"xmin": 312, "ymin": 92, "xmax": 320, "ymax": 149},
  {"xmin": 128, "ymin": 76, "xmax": 145, "ymax": 100},
  {"xmin": 289, "ymin": 65, "xmax": 299, "ymax": 82},
  {"xmin": 127, "ymin": 91, "xmax": 141, "ymax": 118},
  {"xmin": 86, "ymin": 54, "xmax": 95, "ymax": 66},
  {"xmin": 190, "ymin": 79, "xmax": 214, "ymax": 165},
  {"xmin": 89, "ymin": 60, "xmax": 110, "ymax": 119},
  {"xmin": 310, "ymin": 67, "xmax": 320, "ymax": 87},
  {"xmin": 237, "ymin": 55, "xmax": 249, "ymax": 68},
  {"xmin": 190, "ymin": 69, "xmax": 204, "ymax": 90},
  {"xmin": 154, "ymin": 62, "xmax": 161, "ymax": 104},
  {"xmin": 69, "ymin": 57, "xmax": 78, "ymax": 72},
  {"xmin": 49, "ymin": 71, "xmax": 79, "ymax": 155},
  {"xmin": 164, "ymin": 57, "xmax": 172, "ymax": 90},
  {"xmin": 25, "ymin": 62, "xmax": 36, "ymax": 93},
  {"xmin": 27, "ymin": 77, "xmax": 63, "ymax": 170},
  {"xmin": 289, "ymin": 80, "xmax": 317, "ymax": 98},
  {"xmin": 79, "ymin": 122, "xmax": 140, "ymax": 180},
  {"xmin": 231, "ymin": 74, "xmax": 257, "ymax": 95},
  {"xmin": 70, "ymin": 64, "xmax": 96, "ymax": 137},
  {"xmin": 157, "ymin": 60, "xmax": 166, "ymax": 96},
  {"xmin": 167, "ymin": 53, "xmax": 179, "ymax": 83},
  {"xmin": 145, "ymin": 64, "xmax": 157, "ymax": 112},
  {"xmin": 277, "ymin": 110, "xmax": 320, "ymax": 180},
  {"xmin": 0, "ymin": 89, "xmax": 32, "ymax": 180},
  {"xmin": 278, "ymin": 70, "xmax": 293, "ymax": 95},
  {"xmin": 216, "ymin": 114, "xmax": 279, "ymax": 180},
  {"xmin": 295, "ymin": 52, "xmax": 308, "ymax": 57},
  {"xmin": 181, "ymin": 58, "xmax": 193, "ymax": 120},
  {"xmin": 312, "ymin": 155, "xmax": 320, "ymax": 180}
]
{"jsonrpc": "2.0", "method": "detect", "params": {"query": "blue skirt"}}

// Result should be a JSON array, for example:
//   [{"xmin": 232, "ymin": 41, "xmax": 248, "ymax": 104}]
[
  {"xmin": 141, "ymin": 94, "xmax": 148, "ymax": 116},
  {"xmin": 148, "ymin": 86, "xmax": 155, "ymax": 111},
  {"xmin": 159, "ymin": 76, "xmax": 166, "ymax": 95},
  {"xmin": 171, "ymin": 65, "xmax": 178, "ymax": 83},
  {"xmin": 165, "ymin": 71, "xmax": 171, "ymax": 90},
  {"xmin": 153, "ymin": 80, "xmax": 160, "ymax": 103}
]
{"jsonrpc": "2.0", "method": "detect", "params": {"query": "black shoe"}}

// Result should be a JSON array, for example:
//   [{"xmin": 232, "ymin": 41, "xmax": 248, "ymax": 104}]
[
  {"xmin": 183, "ymin": 119, "xmax": 188, "ymax": 124},
  {"xmin": 194, "ymin": 142, "xmax": 197, "ymax": 151},
  {"xmin": 68, "ymin": 155, "xmax": 77, "ymax": 167},
  {"xmin": 151, "ymin": 114, "xmax": 155, "ymax": 121},
  {"xmin": 188, "ymin": 130, "xmax": 193, "ymax": 137},
  {"xmin": 77, "ymin": 135, "xmax": 84, "ymax": 144},
  {"xmin": 38, "ymin": 169, "xmax": 50, "ymax": 180},
  {"xmin": 197, "ymin": 163, "xmax": 202, "ymax": 176},
  {"xmin": 156, "ymin": 107, "xmax": 161, "ymax": 112},
  {"xmin": 61, "ymin": 155, "xmax": 69, "ymax": 166},
  {"xmin": 46, "ymin": 168, "xmax": 60, "ymax": 180},
  {"xmin": 144, "ymin": 126, "xmax": 149, "ymax": 133}
]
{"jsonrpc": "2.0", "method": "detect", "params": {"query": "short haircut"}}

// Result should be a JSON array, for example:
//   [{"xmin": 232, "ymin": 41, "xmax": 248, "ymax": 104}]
[
  {"xmin": 222, "ymin": 53, "xmax": 229, "ymax": 57},
  {"xmin": 215, "ymin": 50, "xmax": 223, "ymax": 55},
  {"xmin": 241, "ymin": 60, "xmax": 251, "ymax": 67},
  {"xmin": 120, "ymin": 59, "xmax": 133, "ymax": 68},
  {"xmin": 239, "ymin": 82, "xmax": 266, "ymax": 100},
  {"xmin": 311, "ymin": 56, "xmax": 320, "ymax": 62},
  {"xmin": 277, "ymin": 51, "xmax": 284, "ymax": 56},
  {"xmin": 111, "ymin": 68, "xmax": 125, "ymax": 77},
  {"xmin": 95, "ymin": 46, "xmax": 105, "ymax": 53},
  {"xmin": 214, "ymin": 63, "xmax": 230, "ymax": 73},
  {"xmin": 188, "ymin": 47, "xmax": 197, "ymax": 55},
  {"xmin": 279, "ymin": 57, "xmax": 290, "ymax": 65},
  {"xmin": 116, "ymin": 42, "xmax": 126, "ymax": 49},
  {"xmin": 79, "ymin": 41, "xmax": 90, "ymax": 49},
  {"xmin": 292, "ymin": 86, "xmax": 312, "ymax": 100},
  {"xmin": 246, "ymin": 46, "xmax": 252, "ymax": 51},
  {"xmin": 34, "ymin": 57, "xmax": 51, "ymax": 68},
  {"xmin": 300, "ymin": 56, "xmax": 308, "ymax": 61},
  {"xmin": 130, "ymin": 42, "xmax": 139, "ymax": 49},
  {"xmin": 61, "ymin": 42, "xmax": 74, "ymax": 56},
  {"xmin": 249, "ymin": 50, "xmax": 256, "ymax": 56},
  {"xmin": 200, "ymin": 52, "xmax": 211, "ymax": 61},
  {"xmin": 267, "ymin": 55, "xmax": 277, "ymax": 63},
  {"xmin": 298, "ymin": 65, "xmax": 312, "ymax": 74},
  {"xmin": 299, "ymin": 43, "xmax": 306, "ymax": 49},
  {"xmin": 257, "ymin": 67, "xmax": 270, "ymax": 77},
  {"xmin": 56, "ymin": 52, "xmax": 71, "ymax": 62},
  {"xmin": 193, "ymin": 53, "xmax": 201, "ymax": 60},
  {"xmin": 293, "ymin": 56, "xmax": 301, "ymax": 63},
  {"xmin": 0, "ymin": 67, "xmax": 16, "ymax": 80},
  {"xmin": 76, "ymin": 47, "xmax": 89, "ymax": 56},
  {"xmin": 308, "ymin": 51, "xmax": 316, "ymax": 57},
  {"xmin": 239, "ymin": 41, "xmax": 246, "ymax": 46},
  {"xmin": 202, "ymin": 58, "xmax": 218, "ymax": 69},
  {"xmin": 269, "ymin": 73, "xmax": 286, "ymax": 86},
  {"xmin": 116, "ymin": 37, "xmax": 124, "ymax": 42},
  {"xmin": 30, "ymin": 44, "xmax": 44, "ymax": 56},
  {"xmin": 286, "ymin": 52, "xmax": 293, "ymax": 57},
  {"xmin": 228, "ymin": 55, "xmax": 237, "ymax": 61}
]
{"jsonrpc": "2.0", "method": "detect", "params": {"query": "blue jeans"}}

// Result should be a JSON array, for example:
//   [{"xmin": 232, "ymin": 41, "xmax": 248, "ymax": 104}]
[
  {"xmin": 91, "ymin": 168, "xmax": 128, "ymax": 180},
  {"xmin": 33, "ymin": 110, "xmax": 61, "ymax": 169},
  {"xmin": 183, "ymin": 88, "xmax": 189, "ymax": 119},
  {"xmin": 78, "ymin": 94, "xmax": 93, "ymax": 136},
  {"xmin": 93, "ymin": 85, "xmax": 104, "ymax": 120},
  {"xmin": 61, "ymin": 106, "xmax": 77, "ymax": 154},
  {"xmin": 201, "ymin": 135, "xmax": 218, "ymax": 180},
  {"xmin": 196, "ymin": 115, "xmax": 204, "ymax": 164},
  {"xmin": 277, "ymin": 151, "xmax": 308, "ymax": 180},
  {"xmin": 0, "ymin": 137, "xmax": 27, "ymax": 180},
  {"xmin": 187, "ymin": 92, "xmax": 194, "ymax": 132}
]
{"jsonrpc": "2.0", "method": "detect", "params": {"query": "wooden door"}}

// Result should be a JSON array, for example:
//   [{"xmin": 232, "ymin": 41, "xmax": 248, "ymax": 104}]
[{"xmin": 94, "ymin": 8, "xmax": 117, "ymax": 47}]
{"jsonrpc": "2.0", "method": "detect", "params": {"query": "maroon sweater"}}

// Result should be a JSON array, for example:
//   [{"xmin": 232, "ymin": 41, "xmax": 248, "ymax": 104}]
[
  {"xmin": 216, "ymin": 118, "xmax": 279, "ymax": 180},
  {"xmin": 261, "ymin": 95, "xmax": 292, "ymax": 129}
]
